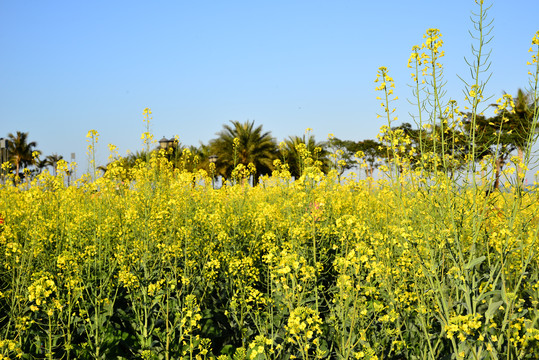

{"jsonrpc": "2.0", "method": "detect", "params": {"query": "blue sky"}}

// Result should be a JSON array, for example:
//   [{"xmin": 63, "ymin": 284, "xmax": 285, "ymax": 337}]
[{"xmin": 1, "ymin": 0, "xmax": 538, "ymax": 172}]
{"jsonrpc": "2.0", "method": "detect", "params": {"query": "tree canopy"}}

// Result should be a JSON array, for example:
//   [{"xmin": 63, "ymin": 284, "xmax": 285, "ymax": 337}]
[
  {"xmin": 6, "ymin": 131, "xmax": 40, "ymax": 178},
  {"xmin": 209, "ymin": 120, "xmax": 277, "ymax": 182}
]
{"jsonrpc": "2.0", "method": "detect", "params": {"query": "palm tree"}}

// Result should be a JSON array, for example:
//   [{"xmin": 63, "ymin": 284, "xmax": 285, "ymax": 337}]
[
  {"xmin": 174, "ymin": 144, "xmax": 208, "ymax": 172},
  {"xmin": 209, "ymin": 120, "xmax": 277, "ymax": 182},
  {"xmin": 45, "ymin": 153, "xmax": 64, "ymax": 176},
  {"xmin": 35, "ymin": 158, "xmax": 48, "ymax": 175},
  {"xmin": 187, "ymin": 142, "xmax": 212, "ymax": 171},
  {"xmin": 7, "ymin": 131, "xmax": 40, "ymax": 178},
  {"xmin": 279, "ymin": 134, "xmax": 330, "ymax": 179},
  {"xmin": 99, "ymin": 150, "xmax": 151, "ymax": 180}
]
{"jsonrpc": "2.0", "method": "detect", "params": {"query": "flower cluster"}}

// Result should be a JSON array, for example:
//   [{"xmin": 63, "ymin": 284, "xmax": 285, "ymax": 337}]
[{"xmin": 374, "ymin": 66, "xmax": 398, "ymax": 125}]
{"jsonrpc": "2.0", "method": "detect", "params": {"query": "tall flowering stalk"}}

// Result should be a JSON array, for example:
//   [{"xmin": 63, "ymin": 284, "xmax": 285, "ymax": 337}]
[
  {"xmin": 374, "ymin": 66, "xmax": 399, "ymax": 178},
  {"xmin": 86, "ymin": 130, "xmax": 99, "ymax": 181},
  {"xmin": 524, "ymin": 31, "xmax": 539, "ymax": 165},
  {"xmin": 408, "ymin": 44, "xmax": 428, "ymax": 162},
  {"xmin": 460, "ymin": 0, "xmax": 494, "ymax": 175},
  {"xmin": 142, "ymin": 108, "xmax": 153, "ymax": 163},
  {"xmin": 423, "ymin": 28, "xmax": 447, "ymax": 170}
]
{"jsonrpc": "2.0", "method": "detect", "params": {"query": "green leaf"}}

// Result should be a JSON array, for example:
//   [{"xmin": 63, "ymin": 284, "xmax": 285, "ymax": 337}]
[
  {"xmin": 477, "ymin": 289, "xmax": 502, "ymax": 303},
  {"xmin": 485, "ymin": 300, "xmax": 504, "ymax": 321},
  {"xmin": 465, "ymin": 256, "xmax": 486, "ymax": 270}
]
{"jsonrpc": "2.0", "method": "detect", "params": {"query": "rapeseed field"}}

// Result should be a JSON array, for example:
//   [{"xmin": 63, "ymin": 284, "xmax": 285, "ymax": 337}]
[{"xmin": 1, "ymin": 2, "xmax": 539, "ymax": 359}]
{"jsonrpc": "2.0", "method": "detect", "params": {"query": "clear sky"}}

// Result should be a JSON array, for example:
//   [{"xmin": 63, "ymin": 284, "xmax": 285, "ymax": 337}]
[{"xmin": 1, "ymin": 0, "xmax": 538, "ymax": 172}]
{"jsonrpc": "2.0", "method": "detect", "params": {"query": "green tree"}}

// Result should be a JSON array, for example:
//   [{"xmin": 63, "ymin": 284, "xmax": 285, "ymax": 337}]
[
  {"xmin": 461, "ymin": 90, "xmax": 538, "ymax": 190},
  {"xmin": 497, "ymin": 89, "xmax": 538, "ymax": 180},
  {"xmin": 7, "ymin": 131, "xmax": 40, "ymax": 178},
  {"xmin": 355, "ymin": 139, "xmax": 383, "ymax": 177},
  {"xmin": 158, "ymin": 138, "xmax": 199, "ymax": 172},
  {"xmin": 189, "ymin": 142, "xmax": 215, "ymax": 172},
  {"xmin": 209, "ymin": 120, "xmax": 277, "ymax": 182},
  {"xmin": 393, "ymin": 122, "xmax": 467, "ymax": 174},
  {"xmin": 35, "ymin": 158, "xmax": 48, "ymax": 175},
  {"xmin": 172, "ymin": 144, "xmax": 206, "ymax": 173},
  {"xmin": 464, "ymin": 113, "xmax": 516, "ymax": 190},
  {"xmin": 376, "ymin": 123, "xmax": 420, "ymax": 174},
  {"xmin": 330, "ymin": 138, "xmax": 382, "ymax": 178},
  {"xmin": 100, "ymin": 150, "xmax": 151, "ymax": 180},
  {"xmin": 279, "ymin": 134, "xmax": 330, "ymax": 179},
  {"xmin": 327, "ymin": 138, "xmax": 356, "ymax": 175},
  {"xmin": 45, "ymin": 153, "xmax": 64, "ymax": 176}
]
